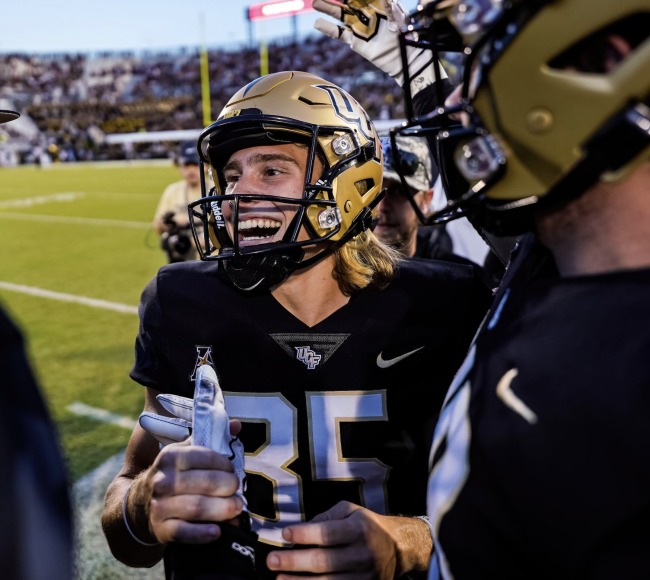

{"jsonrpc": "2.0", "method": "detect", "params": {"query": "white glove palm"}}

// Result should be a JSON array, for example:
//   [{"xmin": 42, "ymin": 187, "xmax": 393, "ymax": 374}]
[
  {"xmin": 139, "ymin": 365, "xmax": 247, "ymax": 506},
  {"xmin": 313, "ymin": 0, "xmax": 447, "ymax": 94}
]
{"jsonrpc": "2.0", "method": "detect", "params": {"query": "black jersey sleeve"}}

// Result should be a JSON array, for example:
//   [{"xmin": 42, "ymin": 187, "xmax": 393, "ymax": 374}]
[{"xmin": 130, "ymin": 272, "xmax": 174, "ymax": 392}]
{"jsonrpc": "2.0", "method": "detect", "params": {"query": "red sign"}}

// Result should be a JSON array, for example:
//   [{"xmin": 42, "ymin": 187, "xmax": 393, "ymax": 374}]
[{"xmin": 248, "ymin": 0, "xmax": 315, "ymax": 21}]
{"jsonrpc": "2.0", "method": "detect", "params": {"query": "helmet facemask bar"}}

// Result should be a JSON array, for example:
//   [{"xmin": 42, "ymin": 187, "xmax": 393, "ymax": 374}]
[
  {"xmin": 392, "ymin": 0, "xmax": 552, "ymax": 231},
  {"xmin": 399, "ymin": 0, "xmax": 462, "ymax": 126},
  {"xmin": 189, "ymin": 115, "xmax": 378, "ymax": 269}
]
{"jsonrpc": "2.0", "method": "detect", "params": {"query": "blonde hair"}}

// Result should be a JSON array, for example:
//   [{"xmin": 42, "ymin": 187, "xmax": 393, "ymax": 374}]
[{"xmin": 332, "ymin": 231, "xmax": 402, "ymax": 296}]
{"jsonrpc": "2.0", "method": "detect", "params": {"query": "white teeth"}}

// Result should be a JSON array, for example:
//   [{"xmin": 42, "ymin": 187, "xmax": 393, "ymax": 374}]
[
  {"xmin": 243, "ymin": 235, "xmax": 275, "ymax": 241},
  {"xmin": 237, "ymin": 219, "xmax": 282, "ymax": 230}
]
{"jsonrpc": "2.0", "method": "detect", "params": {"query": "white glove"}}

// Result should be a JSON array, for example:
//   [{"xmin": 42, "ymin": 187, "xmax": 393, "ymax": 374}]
[
  {"xmin": 313, "ymin": 0, "xmax": 447, "ymax": 95},
  {"xmin": 138, "ymin": 365, "xmax": 247, "ymax": 507}
]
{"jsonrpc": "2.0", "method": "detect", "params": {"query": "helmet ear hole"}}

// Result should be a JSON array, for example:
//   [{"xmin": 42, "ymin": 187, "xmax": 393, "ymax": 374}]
[
  {"xmin": 548, "ymin": 12, "xmax": 650, "ymax": 74},
  {"xmin": 354, "ymin": 178, "xmax": 375, "ymax": 196}
]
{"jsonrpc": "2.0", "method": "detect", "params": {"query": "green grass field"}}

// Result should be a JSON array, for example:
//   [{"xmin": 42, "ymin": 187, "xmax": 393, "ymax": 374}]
[{"xmin": 0, "ymin": 162, "xmax": 178, "ymax": 480}]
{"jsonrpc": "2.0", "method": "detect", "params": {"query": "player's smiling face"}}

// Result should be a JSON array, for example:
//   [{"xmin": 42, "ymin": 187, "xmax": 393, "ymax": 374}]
[{"xmin": 221, "ymin": 143, "xmax": 324, "ymax": 248}]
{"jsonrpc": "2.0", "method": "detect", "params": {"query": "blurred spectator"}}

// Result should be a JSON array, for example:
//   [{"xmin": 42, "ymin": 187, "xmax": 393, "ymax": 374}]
[
  {"xmin": 154, "ymin": 141, "xmax": 202, "ymax": 262},
  {"xmin": 1, "ymin": 35, "xmax": 405, "ymax": 163},
  {"xmin": 376, "ymin": 134, "xmax": 456, "ymax": 261}
]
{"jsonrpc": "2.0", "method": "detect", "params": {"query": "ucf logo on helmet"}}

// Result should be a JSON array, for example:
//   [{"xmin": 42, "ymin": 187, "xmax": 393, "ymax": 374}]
[
  {"xmin": 314, "ymin": 84, "xmax": 374, "ymax": 141},
  {"xmin": 295, "ymin": 346, "xmax": 322, "ymax": 370}
]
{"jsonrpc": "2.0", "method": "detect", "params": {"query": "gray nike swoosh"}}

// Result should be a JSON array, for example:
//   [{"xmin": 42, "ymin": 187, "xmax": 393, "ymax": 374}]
[{"xmin": 377, "ymin": 347, "xmax": 424, "ymax": 368}]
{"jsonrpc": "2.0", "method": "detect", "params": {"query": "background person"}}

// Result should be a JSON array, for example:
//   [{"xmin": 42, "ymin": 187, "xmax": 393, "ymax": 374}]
[
  {"xmin": 383, "ymin": 2, "xmax": 650, "ymax": 578},
  {"xmin": 312, "ymin": 0, "xmax": 507, "ymax": 282},
  {"xmin": 154, "ymin": 141, "xmax": 202, "ymax": 262},
  {"xmin": 376, "ymin": 133, "xmax": 445, "ymax": 259},
  {"xmin": 0, "ymin": 108, "xmax": 72, "ymax": 580}
]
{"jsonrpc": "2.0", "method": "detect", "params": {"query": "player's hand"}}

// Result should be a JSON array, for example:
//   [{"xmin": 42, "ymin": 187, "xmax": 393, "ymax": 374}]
[
  {"xmin": 140, "ymin": 393, "xmax": 195, "ymax": 445},
  {"xmin": 266, "ymin": 501, "xmax": 430, "ymax": 579},
  {"xmin": 130, "ymin": 436, "xmax": 244, "ymax": 544},
  {"xmin": 313, "ymin": 0, "xmax": 447, "ymax": 94}
]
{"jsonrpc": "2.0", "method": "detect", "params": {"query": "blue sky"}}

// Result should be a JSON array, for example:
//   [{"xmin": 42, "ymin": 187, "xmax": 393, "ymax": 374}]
[{"xmin": 0, "ymin": 0, "xmax": 419, "ymax": 54}]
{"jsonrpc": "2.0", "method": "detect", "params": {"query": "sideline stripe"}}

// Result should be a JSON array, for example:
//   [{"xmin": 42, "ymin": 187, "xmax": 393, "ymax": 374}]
[
  {"xmin": 0, "ymin": 192, "xmax": 85, "ymax": 208},
  {"xmin": 0, "ymin": 212, "xmax": 151, "ymax": 229},
  {"xmin": 67, "ymin": 402, "xmax": 137, "ymax": 430},
  {"xmin": 0, "ymin": 281, "xmax": 138, "ymax": 314}
]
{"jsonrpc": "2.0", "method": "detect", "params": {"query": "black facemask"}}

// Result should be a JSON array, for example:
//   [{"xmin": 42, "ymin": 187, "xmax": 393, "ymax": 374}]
[{"xmin": 220, "ymin": 245, "xmax": 305, "ymax": 292}]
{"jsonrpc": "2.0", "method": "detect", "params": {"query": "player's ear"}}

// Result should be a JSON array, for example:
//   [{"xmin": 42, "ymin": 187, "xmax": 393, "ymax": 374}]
[{"xmin": 420, "ymin": 189, "xmax": 434, "ymax": 212}]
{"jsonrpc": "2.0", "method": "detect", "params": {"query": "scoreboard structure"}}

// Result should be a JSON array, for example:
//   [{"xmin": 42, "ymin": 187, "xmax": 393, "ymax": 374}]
[
  {"xmin": 248, "ymin": 0, "xmax": 315, "ymax": 21},
  {"xmin": 246, "ymin": 0, "xmax": 315, "ymax": 75}
]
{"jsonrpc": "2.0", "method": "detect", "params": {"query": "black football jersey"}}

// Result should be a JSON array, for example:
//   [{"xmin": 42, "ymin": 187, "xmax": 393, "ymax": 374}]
[
  {"xmin": 131, "ymin": 258, "xmax": 490, "ymax": 548},
  {"xmin": 428, "ymin": 236, "xmax": 650, "ymax": 580}
]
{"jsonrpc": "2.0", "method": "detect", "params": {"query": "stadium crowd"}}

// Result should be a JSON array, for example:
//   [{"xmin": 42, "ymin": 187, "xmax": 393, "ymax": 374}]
[{"xmin": 0, "ymin": 36, "xmax": 404, "ymax": 163}]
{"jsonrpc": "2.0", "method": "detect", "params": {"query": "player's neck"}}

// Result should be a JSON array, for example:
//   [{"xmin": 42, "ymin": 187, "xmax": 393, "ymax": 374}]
[
  {"xmin": 271, "ymin": 255, "xmax": 349, "ymax": 328},
  {"xmin": 536, "ymin": 164, "xmax": 650, "ymax": 277}
]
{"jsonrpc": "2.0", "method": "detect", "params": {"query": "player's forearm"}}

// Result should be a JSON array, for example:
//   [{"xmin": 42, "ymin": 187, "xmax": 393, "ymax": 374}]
[
  {"xmin": 102, "ymin": 473, "xmax": 165, "ymax": 568},
  {"xmin": 388, "ymin": 516, "xmax": 433, "ymax": 576}
]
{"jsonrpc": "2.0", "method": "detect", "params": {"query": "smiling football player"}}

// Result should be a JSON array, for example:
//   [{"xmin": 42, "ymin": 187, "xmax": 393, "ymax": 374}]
[{"xmin": 101, "ymin": 71, "xmax": 490, "ymax": 579}]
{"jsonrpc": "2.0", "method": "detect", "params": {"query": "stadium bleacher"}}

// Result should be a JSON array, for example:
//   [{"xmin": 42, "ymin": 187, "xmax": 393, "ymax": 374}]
[{"xmin": 0, "ymin": 36, "xmax": 404, "ymax": 163}]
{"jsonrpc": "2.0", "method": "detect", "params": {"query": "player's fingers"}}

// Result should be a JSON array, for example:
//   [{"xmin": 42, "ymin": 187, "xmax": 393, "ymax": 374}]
[
  {"xmin": 151, "ymin": 467, "xmax": 240, "ymax": 497},
  {"xmin": 153, "ymin": 519, "xmax": 221, "ymax": 544},
  {"xmin": 157, "ymin": 393, "xmax": 193, "ymax": 421},
  {"xmin": 230, "ymin": 419, "xmax": 242, "ymax": 436},
  {"xmin": 139, "ymin": 412, "xmax": 191, "ymax": 445},
  {"xmin": 310, "ymin": 501, "xmax": 359, "ymax": 523},
  {"xmin": 313, "ymin": 0, "xmax": 345, "ymax": 21},
  {"xmin": 150, "ymin": 493, "xmax": 244, "ymax": 524},
  {"xmin": 157, "ymin": 444, "xmax": 235, "ymax": 473},
  {"xmin": 267, "ymin": 546, "xmax": 371, "ymax": 574},
  {"xmin": 282, "ymin": 519, "xmax": 360, "ymax": 546},
  {"xmin": 314, "ymin": 19, "xmax": 354, "ymax": 46},
  {"xmin": 388, "ymin": 0, "xmax": 407, "ymax": 28}
]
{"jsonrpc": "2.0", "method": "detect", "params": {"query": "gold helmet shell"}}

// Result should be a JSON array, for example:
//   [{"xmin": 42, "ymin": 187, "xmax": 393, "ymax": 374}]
[
  {"xmin": 192, "ymin": 71, "xmax": 384, "ymax": 264},
  {"xmin": 397, "ymin": 0, "xmax": 650, "ymax": 235}
]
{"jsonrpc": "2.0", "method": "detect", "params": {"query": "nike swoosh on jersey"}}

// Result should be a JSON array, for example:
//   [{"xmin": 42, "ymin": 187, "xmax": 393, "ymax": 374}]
[
  {"xmin": 377, "ymin": 347, "xmax": 424, "ymax": 368},
  {"xmin": 496, "ymin": 368, "xmax": 538, "ymax": 424}
]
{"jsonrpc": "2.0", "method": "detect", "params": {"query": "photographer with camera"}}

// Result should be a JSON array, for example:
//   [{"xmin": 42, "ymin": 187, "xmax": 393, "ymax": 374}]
[{"xmin": 154, "ymin": 141, "xmax": 202, "ymax": 263}]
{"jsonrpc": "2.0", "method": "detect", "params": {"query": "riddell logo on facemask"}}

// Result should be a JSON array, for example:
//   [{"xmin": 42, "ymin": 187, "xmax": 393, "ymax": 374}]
[
  {"xmin": 295, "ymin": 346, "xmax": 322, "ymax": 370},
  {"xmin": 211, "ymin": 202, "xmax": 225, "ymax": 226}
]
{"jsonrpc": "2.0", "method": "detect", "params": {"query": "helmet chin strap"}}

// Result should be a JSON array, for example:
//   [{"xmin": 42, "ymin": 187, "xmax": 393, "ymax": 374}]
[{"xmin": 220, "ymin": 212, "xmax": 305, "ymax": 293}]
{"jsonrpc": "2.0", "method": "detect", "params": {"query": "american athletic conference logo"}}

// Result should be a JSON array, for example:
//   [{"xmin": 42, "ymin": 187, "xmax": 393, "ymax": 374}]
[{"xmin": 295, "ymin": 346, "xmax": 322, "ymax": 370}]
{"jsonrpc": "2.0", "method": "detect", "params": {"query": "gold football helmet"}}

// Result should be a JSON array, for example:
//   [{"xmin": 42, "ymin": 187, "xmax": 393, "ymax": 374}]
[
  {"xmin": 394, "ymin": 0, "xmax": 650, "ymax": 235},
  {"xmin": 189, "ymin": 71, "xmax": 384, "ymax": 290}
]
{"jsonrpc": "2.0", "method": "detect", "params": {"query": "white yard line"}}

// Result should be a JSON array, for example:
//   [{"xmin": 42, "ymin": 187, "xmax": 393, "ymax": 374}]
[
  {"xmin": 0, "ymin": 192, "xmax": 85, "ymax": 208},
  {"xmin": 89, "ymin": 191, "xmax": 161, "ymax": 199},
  {"xmin": 0, "ymin": 212, "xmax": 151, "ymax": 229},
  {"xmin": 0, "ymin": 281, "xmax": 138, "ymax": 314},
  {"xmin": 67, "ymin": 402, "xmax": 137, "ymax": 430}
]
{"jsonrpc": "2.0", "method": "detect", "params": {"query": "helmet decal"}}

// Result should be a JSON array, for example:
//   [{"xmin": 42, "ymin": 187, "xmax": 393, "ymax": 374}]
[{"xmin": 313, "ymin": 84, "xmax": 374, "ymax": 140}]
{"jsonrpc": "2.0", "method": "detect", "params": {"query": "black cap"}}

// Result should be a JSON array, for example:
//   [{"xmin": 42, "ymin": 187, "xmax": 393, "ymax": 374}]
[
  {"xmin": 0, "ymin": 110, "xmax": 19, "ymax": 125},
  {"xmin": 178, "ymin": 141, "xmax": 200, "ymax": 165}
]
